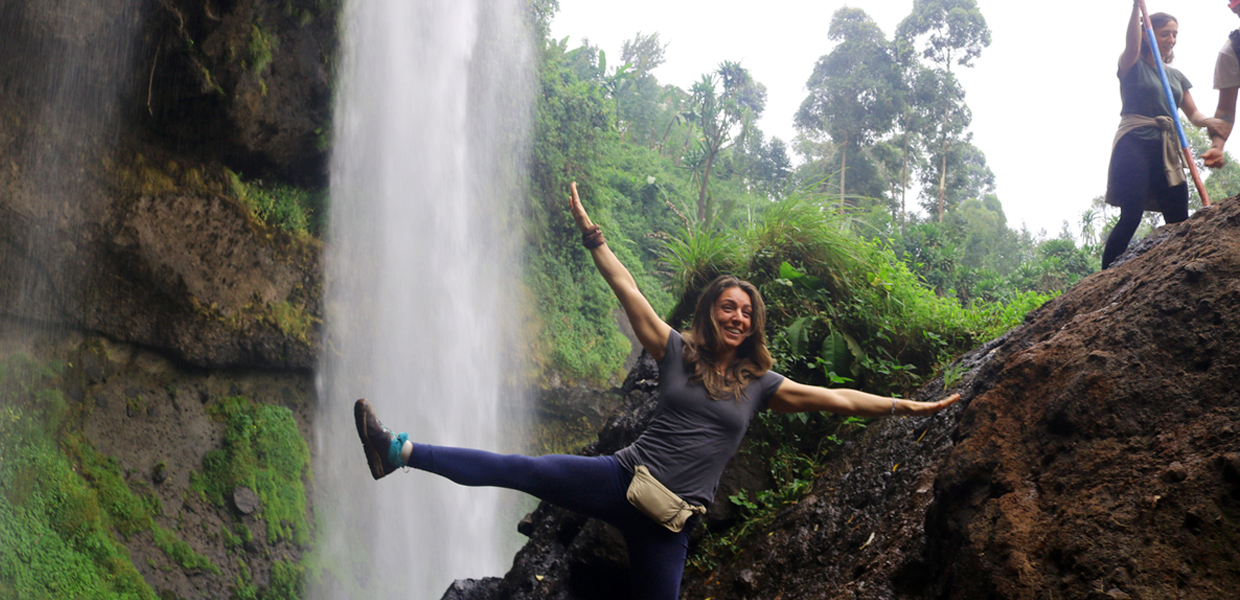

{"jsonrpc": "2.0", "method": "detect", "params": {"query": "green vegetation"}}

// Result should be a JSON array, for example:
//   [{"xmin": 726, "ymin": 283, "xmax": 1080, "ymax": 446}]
[
  {"xmin": 248, "ymin": 23, "xmax": 278, "ymax": 77},
  {"xmin": 0, "ymin": 355, "xmax": 158, "ymax": 599},
  {"xmin": 519, "ymin": 0, "xmax": 1092, "ymax": 568},
  {"xmin": 267, "ymin": 300, "xmax": 319, "ymax": 344},
  {"xmin": 0, "ymin": 354, "xmax": 312, "ymax": 599},
  {"xmin": 153, "ymin": 525, "xmax": 221, "ymax": 575},
  {"xmin": 232, "ymin": 559, "xmax": 305, "ymax": 600},
  {"xmin": 228, "ymin": 171, "xmax": 327, "ymax": 237},
  {"xmin": 522, "ymin": 1, "xmax": 1085, "ymax": 387},
  {"xmin": 193, "ymin": 396, "xmax": 313, "ymax": 546}
]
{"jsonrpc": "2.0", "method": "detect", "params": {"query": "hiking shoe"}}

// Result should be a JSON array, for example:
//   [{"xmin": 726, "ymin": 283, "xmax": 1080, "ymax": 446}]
[{"xmin": 354, "ymin": 398, "xmax": 407, "ymax": 480}]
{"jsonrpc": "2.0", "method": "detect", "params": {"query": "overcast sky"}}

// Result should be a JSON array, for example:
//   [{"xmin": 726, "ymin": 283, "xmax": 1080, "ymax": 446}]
[{"xmin": 550, "ymin": 1, "xmax": 1240, "ymax": 238}]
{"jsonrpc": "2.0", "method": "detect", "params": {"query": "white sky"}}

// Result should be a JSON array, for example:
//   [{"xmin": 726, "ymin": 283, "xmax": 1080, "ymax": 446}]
[{"xmin": 550, "ymin": 0, "xmax": 1240, "ymax": 237}]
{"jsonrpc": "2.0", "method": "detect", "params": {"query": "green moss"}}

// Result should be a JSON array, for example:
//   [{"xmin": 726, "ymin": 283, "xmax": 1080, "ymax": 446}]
[
  {"xmin": 153, "ymin": 525, "xmax": 221, "ymax": 575},
  {"xmin": 0, "ymin": 356, "xmax": 158, "ymax": 600},
  {"xmin": 248, "ymin": 23, "xmax": 278, "ymax": 76},
  {"xmin": 62, "ymin": 434, "xmax": 161, "ymax": 537},
  {"xmin": 194, "ymin": 396, "xmax": 312, "ymax": 546},
  {"xmin": 268, "ymin": 301, "xmax": 318, "ymax": 344},
  {"xmin": 263, "ymin": 560, "xmax": 306, "ymax": 600},
  {"xmin": 227, "ymin": 170, "xmax": 326, "ymax": 237},
  {"xmin": 127, "ymin": 394, "xmax": 147, "ymax": 417}
]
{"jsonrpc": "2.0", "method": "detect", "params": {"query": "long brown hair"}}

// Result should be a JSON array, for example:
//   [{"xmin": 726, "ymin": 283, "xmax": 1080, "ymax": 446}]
[
  {"xmin": 1139, "ymin": 12, "xmax": 1177, "ymax": 64},
  {"xmin": 682, "ymin": 275, "xmax": 773, "ymax": 400}
]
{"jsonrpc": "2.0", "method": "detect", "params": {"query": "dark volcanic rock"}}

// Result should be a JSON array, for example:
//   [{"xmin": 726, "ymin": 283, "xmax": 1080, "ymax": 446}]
[{"xmin": 446, "ymin": 198, "xmax": 1240, "ymax": 600}]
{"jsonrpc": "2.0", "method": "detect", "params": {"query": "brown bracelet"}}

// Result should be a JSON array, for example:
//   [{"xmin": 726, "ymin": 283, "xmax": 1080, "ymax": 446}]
[{"xmin": 582, "ymin": 225, "xmax": 606, "ymax": 249}]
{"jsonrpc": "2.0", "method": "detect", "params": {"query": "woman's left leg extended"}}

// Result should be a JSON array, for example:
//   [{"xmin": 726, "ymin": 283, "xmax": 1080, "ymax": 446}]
[{"xmin": 407, "ymin": 446, "xmax": 630, "ymax": 520}]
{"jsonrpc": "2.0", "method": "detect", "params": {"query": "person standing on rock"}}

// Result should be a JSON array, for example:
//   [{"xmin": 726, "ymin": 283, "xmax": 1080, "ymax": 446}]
[
  {"xmin": 353, "ymin": 182, "xmax": 961, "ymax": 600},
  {"xmin": 1200, "ymin": 0, "xmax": 1240, "ymax": 168},
  {"xmin": 1102, "ymin": 6, "xmax": 1226, "ymax": 269}
]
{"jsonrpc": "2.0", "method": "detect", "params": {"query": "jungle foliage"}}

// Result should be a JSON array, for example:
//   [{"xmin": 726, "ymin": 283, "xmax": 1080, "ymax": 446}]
[{"xmin": 525, "ymin": 0, "xmax": 1091, "ymax": 386}]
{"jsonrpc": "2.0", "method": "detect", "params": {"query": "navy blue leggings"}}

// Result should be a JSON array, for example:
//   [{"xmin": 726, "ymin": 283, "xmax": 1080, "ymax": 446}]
[
  {"xmin": 407, "ymin": 445, "xmax": 694, "ymax": 600},
  {"xmin": 1103, "ymin": 132, "xmax": 1189, "ymax": 269}
]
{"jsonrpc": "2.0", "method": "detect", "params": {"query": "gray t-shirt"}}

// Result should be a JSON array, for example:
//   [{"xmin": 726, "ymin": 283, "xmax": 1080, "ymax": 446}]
[
  {"xmin": 1214, "ymin": 36, "xmax": 1240, "ymax": 90},
  {"xmin": 1119, "ymin": 59, "xmax": 1191, "ymax": 141},
  {"xmin": 615, "ymin": 330, "xmax": 785, "ymax": 507}
]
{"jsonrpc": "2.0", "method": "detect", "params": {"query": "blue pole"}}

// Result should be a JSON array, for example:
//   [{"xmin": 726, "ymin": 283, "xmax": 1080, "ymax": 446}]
[{"xmin": 1137, "ymin": 1, "xmax": 1211, "ymax": 206}]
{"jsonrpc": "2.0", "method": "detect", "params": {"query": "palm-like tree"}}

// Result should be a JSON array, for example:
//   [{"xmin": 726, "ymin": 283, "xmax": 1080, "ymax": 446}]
[{"xmin": 1079, "ymin": 208, "xmax": 1098, "ymax": 246}]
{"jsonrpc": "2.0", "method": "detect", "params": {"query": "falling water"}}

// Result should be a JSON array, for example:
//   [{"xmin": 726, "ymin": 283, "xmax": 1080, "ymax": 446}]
[{"xmin": 314, "ymin": 1, "xmax": 534, "ymax": 598}]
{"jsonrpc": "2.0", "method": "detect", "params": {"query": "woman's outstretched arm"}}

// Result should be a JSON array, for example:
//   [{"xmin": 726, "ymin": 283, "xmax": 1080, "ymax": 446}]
[
  {"xmin": 1179, "ymin": 90, "xmax": 1229, "ymax": 138},
  {"xmin": 769, "ymin": 379, "xmax": 961, "ymax": 417},
  {"xmin": 568, "ymin": 181, "xmax": 672, "ymax": 361}
]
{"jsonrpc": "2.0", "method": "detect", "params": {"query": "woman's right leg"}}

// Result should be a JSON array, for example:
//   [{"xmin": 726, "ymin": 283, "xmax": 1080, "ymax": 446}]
[{"xmin": 407, "ymin": 445, "xmax": 632, "ymax": 521}]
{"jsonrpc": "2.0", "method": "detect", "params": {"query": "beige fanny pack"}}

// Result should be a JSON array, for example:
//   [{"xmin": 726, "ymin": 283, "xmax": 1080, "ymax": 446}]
[{"xmin": 626, "ymin": 465, "xmax": 707, "ymax": 532}]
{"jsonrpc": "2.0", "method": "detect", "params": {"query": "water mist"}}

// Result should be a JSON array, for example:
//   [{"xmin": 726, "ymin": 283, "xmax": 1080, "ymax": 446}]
[{"xmin": 314, "ymin": 1, "xmax": 534, "ymax": 598}]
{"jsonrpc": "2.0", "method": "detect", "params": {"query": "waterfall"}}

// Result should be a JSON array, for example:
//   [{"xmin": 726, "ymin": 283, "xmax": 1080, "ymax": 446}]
[{"xmin": 314, "ymin": 1, "xmax": 535, "ymax": 598}]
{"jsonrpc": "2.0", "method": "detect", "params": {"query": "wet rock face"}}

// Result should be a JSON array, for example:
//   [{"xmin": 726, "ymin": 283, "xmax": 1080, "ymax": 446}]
[
  {"xmin": 444, "ymin": 199, "xmax": 1240, "ymax": 600},
  {"xmin": 0, "ymin": 0, "xmax": 326, "ymax": 370},
  {"xmin": 144, "ymin": 0, "xmax": 337, "ymax": 185},
  {"xmin": 0, "ymin": 184, "xmax": 322, "ymax": 369}
]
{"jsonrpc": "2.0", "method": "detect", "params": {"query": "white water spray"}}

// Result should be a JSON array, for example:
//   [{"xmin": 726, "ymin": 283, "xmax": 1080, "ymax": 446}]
[{"xmin": 315, "ymin": 1, "xmax": 534, "ymax": 598}]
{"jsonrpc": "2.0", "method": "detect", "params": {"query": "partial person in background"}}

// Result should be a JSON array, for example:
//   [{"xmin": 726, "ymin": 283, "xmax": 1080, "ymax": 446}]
[
  {"xmin": 1103, "ymin": 6, "xmax": 1225, "ymax": 269},
  {"xmin": 1201, "ymin": 0, "xmax": 1240, "ymax": 168}
]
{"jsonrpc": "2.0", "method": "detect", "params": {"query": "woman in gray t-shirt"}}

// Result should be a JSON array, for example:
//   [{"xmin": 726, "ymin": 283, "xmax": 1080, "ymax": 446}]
[
  {"xmin": 1102, "ymin": 7, "xmax": 1223, "ymax": 269},
  {"xmin": 354, "ymin": 182, "xmax": 960, "ymax": 600}
]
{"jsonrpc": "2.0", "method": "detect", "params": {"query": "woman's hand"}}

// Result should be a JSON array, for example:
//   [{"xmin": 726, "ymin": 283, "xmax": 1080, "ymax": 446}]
[
  {"xmin": 568, "ymin": 182, "xmax": 595, "ymax": 234},
  {"xmin": 895, "ymin": 393, "xmax": 961, "ymax": 417}
]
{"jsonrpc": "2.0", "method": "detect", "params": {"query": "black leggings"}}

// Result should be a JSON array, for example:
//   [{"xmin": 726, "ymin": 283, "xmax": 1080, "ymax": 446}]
[
  {"xmin": 407, "ymin": 445, "xmax": 693, "ymax": 600},
  {"xmin": 1103, "ymin": 132, "xmax": 1189, "ymax": 269}
]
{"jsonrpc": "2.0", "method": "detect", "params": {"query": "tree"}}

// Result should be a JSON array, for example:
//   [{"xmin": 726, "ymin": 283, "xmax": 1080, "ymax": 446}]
[
  {"xmin": 685, "ymin": 61, "xmax": 766, "ymax": 224},
  {"xmin": 896, "ymin": 0, "xmax": 991, "ymax": 71},
  {"xmin": 917, "ymin": 138, "xmax": 994, "ymax": 217},
  {"xmin": 897, "ymin": 0, "xmax": 991, "ymax": 221},
  {"xmin": 615, "ymin": 32, "xmax": 670, "ymax": 146},
  {"xmin": 796, "ymin": 8, "xmax": 903, "ymax": 200}
]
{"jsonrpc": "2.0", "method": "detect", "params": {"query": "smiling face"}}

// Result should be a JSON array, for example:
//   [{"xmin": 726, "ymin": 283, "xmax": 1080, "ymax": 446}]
[
  {"xmin": 712, "ymin": 286, "xmax": 753, "ymax": 352},
  {"xmin": 1153, "ymin": 19, "xmax": 1179, "ymax": 61}
]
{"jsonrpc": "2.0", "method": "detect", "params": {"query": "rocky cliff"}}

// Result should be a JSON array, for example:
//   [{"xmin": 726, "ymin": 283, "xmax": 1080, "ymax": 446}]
[
  {"xmin": 0, "ymin": 0, "xmax": 333, "ymax": 371},
  {"xmin": 1, "ymin": 2, "xmax": 335, "ymax": 599},
  {"xmin": 448, "ymin": 197, "xmax": 1240, "ymax": 600}
]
